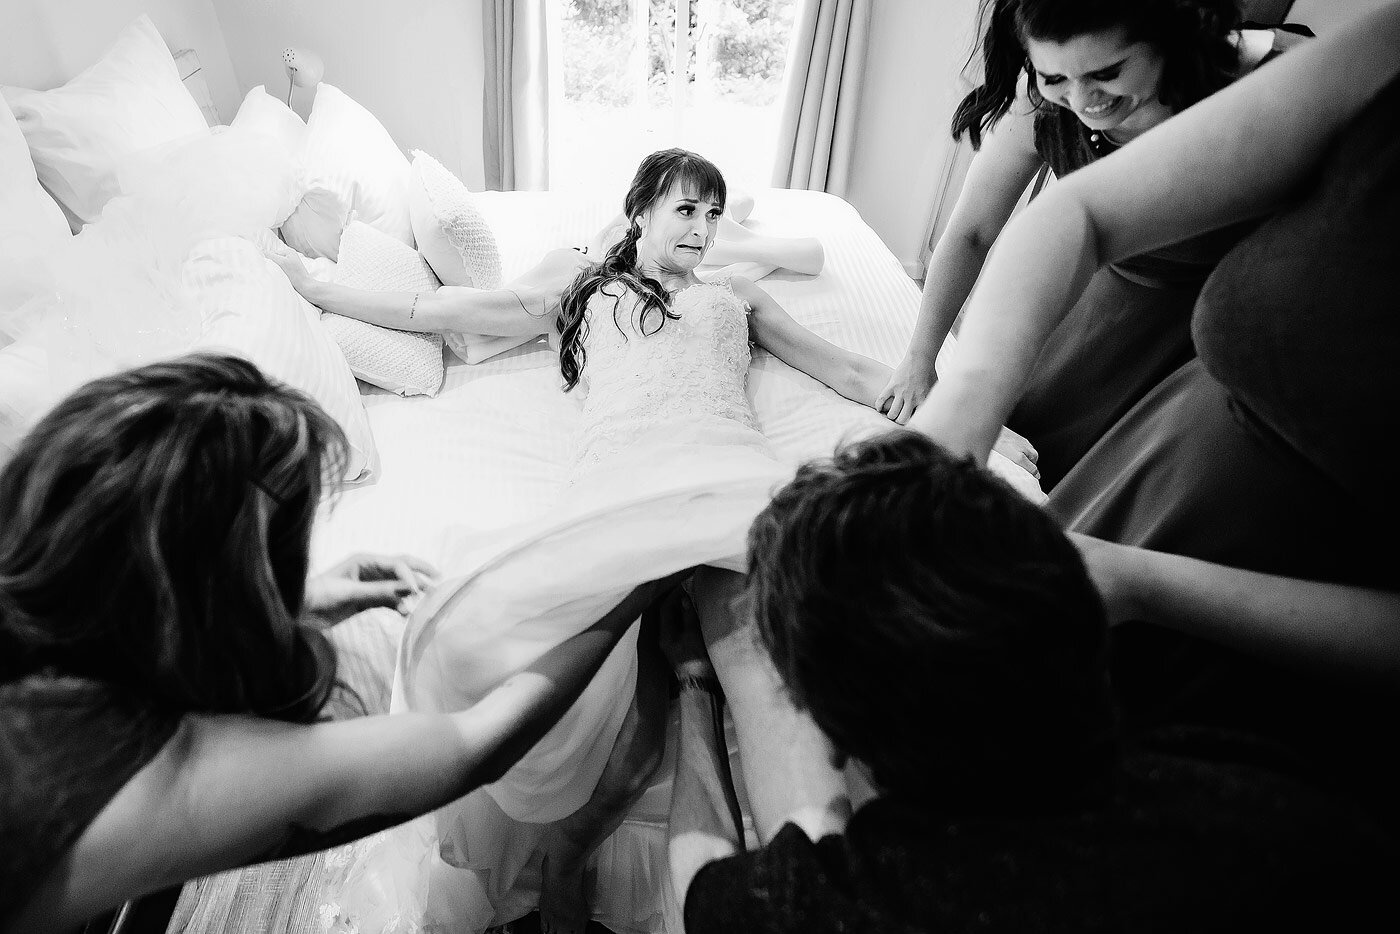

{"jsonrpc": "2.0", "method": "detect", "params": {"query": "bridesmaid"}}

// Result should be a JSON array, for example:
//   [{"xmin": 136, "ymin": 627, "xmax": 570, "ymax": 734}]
[
  {"xmin": 880, "ymin": 0, "xmax": 1306, "ymax": 487},
  {"xmin": 911, "ymin": 3, "xmax": 1400, "ymax": 827}
]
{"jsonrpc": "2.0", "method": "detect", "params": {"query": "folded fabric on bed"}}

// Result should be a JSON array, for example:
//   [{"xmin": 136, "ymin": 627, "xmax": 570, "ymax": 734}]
[{"xmin": 189, "ymin": 236, "xmax": 378, "ymax": 483}]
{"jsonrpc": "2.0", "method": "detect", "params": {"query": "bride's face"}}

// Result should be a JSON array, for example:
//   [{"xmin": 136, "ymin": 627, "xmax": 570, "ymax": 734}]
[{"xmin": 635, "ymin": 180, "xmax": 724, "ymax": 276}]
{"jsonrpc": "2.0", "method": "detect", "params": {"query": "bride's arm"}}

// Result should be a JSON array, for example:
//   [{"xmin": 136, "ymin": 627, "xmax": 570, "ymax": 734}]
[
  {"xmin": 909, "ymin": 3, "xmax": 1400, "ymax": 462},
  {"xmin": 735, "ymin": 276, "xmax": 891, "ymax": 413},
  {"xmin": 265, "ymin": 247, "xmax": 589, "ymax": 337},
  {"xmin": 24, "ymin": 579, "xmax": 672, "ymax": 933}
]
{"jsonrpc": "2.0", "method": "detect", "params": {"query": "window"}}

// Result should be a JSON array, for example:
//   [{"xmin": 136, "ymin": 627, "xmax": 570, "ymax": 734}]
[{"xmin": 552, "ymin": 0, "xmax": 799, "ymax": 195}]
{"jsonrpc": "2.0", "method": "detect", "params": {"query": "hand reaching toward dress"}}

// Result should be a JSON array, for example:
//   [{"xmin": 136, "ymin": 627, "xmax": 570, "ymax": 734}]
[{"xmin": 302, "ymin": 553, "xmax": 440, "ymax": 629}]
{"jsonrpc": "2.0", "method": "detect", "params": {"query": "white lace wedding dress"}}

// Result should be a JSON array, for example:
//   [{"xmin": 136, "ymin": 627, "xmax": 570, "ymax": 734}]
[{"xmin": 325, "ymin": 280, "xmax": 796, "ymax": 933}]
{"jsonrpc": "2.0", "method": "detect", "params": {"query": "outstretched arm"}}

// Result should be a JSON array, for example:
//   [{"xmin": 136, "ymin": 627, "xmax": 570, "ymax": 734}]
[
  {"xmin": 265, "ymin": 247, "xmax": 589, "ymax": 337},
  {"xmin": 28, "ymin": 577, "xmax": 678, "ymax": 933},
  {"xmin": 910, "ymin": 3, "xmax": 1400, "ymax": 462},
  {"xmin": 1072, "ymin": 534, "xmax": 1400, "ymax": 688},
  {"xmin": 735, "ymin": 276, "xmax": 891, "ymax": 414}
]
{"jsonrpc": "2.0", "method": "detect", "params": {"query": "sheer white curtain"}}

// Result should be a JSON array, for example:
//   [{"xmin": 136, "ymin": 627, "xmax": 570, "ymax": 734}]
[
  {"xmin": 483, "ymin": 0, "xmax": 555, "ymax": 190},
  {"xmin": 770, "ymin": 0, "xmax": 873, "ymax": 195}
]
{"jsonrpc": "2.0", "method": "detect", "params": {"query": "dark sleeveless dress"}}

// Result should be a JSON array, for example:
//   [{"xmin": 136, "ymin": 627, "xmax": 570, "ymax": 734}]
[
  {"xmin": 0, "ymin": 673, "xmax": 181, "ymax": 926},
  {"xmin": 1049, "ymin": 71, "xmax": 1400, "ymax": 826},
  {"xmin": 1009, "ymin": 29, "xmax": 1306, "ymax": 488}
]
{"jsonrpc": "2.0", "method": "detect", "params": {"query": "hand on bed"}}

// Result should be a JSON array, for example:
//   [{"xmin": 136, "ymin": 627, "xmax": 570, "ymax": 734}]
[
  {"xmin": 993, "ymin": 426, "xmax": 1040, "ymax": 481},
  {"xmin": 302, "ymin": 553, "xmax": 440, "ymax": 629},
  {"xmin": 876, "ymin": 356, "xmax": 937, "ymax": 426}
]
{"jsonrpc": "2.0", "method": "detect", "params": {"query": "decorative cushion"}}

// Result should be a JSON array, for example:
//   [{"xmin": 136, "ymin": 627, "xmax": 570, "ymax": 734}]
[
  {"xmin": 186, "ymin": 236, "xmax": 377, "ymax": 483},
  {"xmin": 279, "ymin": 85, "xmax": 414, "ymax": 261},
  {"xmin": 408, "ymin": 150, "xmax": 502, "ymax": 289},
  {"xmin": 0, "ymin": 15, "xmax": 209, "ymax": 229},
  {"xmin": 325, "ymin": 221, "xmax": 445, "ymax": 397}
]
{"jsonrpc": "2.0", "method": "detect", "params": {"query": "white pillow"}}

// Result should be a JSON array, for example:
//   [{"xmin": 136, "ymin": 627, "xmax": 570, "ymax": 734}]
[
  {"xmin": 325, "ymin": 221, "xmax": 445, "ymax": 397},
  {"xmin": 231, "ymin": 86, "xmax": 307, "ymax": 159},
  {"xmin": 0, "ymin": 95, "xmax": 70, "ymax": 245},
  {"xmin": 186, "ymin": 236, "xmax": 378, "ymax": 483},
  {"xmin": 279, "ymin": 85, "xmax": 414, "ymax": 261},
  {"xmin": 2, "ymin": 95, "xmax": 70, "ymax": 337},
  {"xmin": 0, "ymin": 15, "xmax": 209, "ymax": 229},
  {"xmin": 408, "ymin": 149, "xmax": 502, "ymax": 289}
]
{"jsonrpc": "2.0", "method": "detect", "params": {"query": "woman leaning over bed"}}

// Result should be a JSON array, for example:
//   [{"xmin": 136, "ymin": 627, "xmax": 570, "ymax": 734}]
[
  {"xmin": 880, "ymin": 0, "xmax": 1307, "ymax": 487},
  {"xmin": 912, "ymin": 1, "xmax": 1400, "ymax": 828},
  {"xmin": 0, "ymin": 353, "xmax": 681, "ymax": 933}
]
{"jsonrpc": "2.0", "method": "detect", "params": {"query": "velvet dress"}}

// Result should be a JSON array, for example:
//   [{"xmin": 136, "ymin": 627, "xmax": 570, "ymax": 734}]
[
  {"xmin": 1048, "ymin": 71, "xmax": 1400, "ymax": 826},
  {"xmin": 1008, "ymin": 28, "xmax": 1307, "ymax": 487}
]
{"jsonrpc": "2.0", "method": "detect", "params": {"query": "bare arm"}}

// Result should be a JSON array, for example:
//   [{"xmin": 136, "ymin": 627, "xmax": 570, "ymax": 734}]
[
  {"xmin": 266, "ymin": 247, "xmax": 589, "ymax": 337},
  {"xmin": 735, "ymin": 276, "xmax": 891, "ymax": 413},
  {"xmin": 1073, "ymin": 534, "xmax": 1400, "ymax": 688},
  {"xmin": 910, "ymin": 3, "xmax": 1400, "ymax": 461},
  {"xmin": 26, "ymin": 578, "xmax": 673, "ymax": 932},
  {"xmin": 879, "ymin": 105, "xmax": 1043, "ymax": 425}
]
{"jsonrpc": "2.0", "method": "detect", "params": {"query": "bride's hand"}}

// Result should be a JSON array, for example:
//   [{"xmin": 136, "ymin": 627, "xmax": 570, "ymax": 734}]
[{"xmin": 263, "ymin": 245, "xmax": 317, "ymax": 299}]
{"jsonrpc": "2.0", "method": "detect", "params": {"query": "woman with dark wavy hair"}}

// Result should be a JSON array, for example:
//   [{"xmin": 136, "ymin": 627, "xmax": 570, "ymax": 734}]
[
  {"xmin": 878, "ymin": 0, "xmax": 1306, "ymax": 488},
  {"xmin": 0, "ymin": 353, "xmax": 677, "ymax": 933}
]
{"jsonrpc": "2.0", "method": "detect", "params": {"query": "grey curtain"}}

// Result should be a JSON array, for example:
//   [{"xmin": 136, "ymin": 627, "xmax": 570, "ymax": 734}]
[
  {"xmin": 770, "ymin": 0, "xmax": 873, "ymax": 195},
  {"xmin": 483, "ymin": 0, "xmax": 552, "ymax": 191}
]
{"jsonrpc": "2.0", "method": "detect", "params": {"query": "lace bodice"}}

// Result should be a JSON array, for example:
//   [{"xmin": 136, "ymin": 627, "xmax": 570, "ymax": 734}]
[{"xmin": 573, "ymin": 280, "xmax": 757, "ymax": 468}]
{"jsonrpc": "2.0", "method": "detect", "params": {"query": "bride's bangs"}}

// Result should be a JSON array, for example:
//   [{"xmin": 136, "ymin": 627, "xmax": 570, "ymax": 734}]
[{"xmin": 671, "ymin": 159, "xmax": 727, "ymax": 213}]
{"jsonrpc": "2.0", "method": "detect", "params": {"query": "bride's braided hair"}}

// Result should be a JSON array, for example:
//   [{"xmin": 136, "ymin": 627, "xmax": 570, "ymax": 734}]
[{"xmin": 557, "ymin": 149, "xmax": 727, "ymax": 392}]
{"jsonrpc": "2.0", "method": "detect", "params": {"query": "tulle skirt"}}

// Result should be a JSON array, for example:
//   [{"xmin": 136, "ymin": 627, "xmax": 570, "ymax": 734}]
[{"xmin": 324, "ymin": 419, "xmax": 788, "ymax": 932}]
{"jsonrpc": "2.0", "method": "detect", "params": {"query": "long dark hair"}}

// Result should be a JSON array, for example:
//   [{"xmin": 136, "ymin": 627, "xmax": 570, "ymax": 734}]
[
  {"xmin": 557, "ymin": 148, "xmax": 727, "ymax": 392},
  {"xmin": 0, "ymin": 353, "xmax": 347, "ymax": 723},
  {"xmin": 951, "ymin": 0, "xmax": 1242, "ymax": 149},
  {"xmin": 746, "ymin": 430, "xmax": 1117, "ymax": 809}
]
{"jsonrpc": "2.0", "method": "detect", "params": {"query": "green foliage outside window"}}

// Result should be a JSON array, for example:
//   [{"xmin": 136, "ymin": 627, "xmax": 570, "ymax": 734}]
[{"xmin": 559, "ymin": 0, "xmax": 796, "ymax": 107}]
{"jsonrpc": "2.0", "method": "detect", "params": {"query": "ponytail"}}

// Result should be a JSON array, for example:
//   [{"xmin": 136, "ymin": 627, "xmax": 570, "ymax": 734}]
[{"xmin": 556, "ymin": 221, "xmax": 676, "ymax": 392}]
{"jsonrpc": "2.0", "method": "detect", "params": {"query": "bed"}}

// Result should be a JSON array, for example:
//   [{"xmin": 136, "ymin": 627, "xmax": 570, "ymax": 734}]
[{"xmin": 1, "ymin": 15, "xmax": 1038, "ymax": 934}]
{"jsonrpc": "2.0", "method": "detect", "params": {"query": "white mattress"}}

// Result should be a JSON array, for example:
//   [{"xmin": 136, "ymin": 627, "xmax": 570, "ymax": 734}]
[{"xmin": 173, "ymin": 189, "xmax": 925, "ymax": 934}]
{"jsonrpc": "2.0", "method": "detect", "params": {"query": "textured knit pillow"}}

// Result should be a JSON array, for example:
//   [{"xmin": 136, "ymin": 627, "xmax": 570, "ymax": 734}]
[
  {"xmin": 324, "ymin": 221, "xmax": 445, "ymax": 396},
  {"xmin": 408, "ymin": 150, "xmax": 502, "ymax": 289}
]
